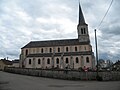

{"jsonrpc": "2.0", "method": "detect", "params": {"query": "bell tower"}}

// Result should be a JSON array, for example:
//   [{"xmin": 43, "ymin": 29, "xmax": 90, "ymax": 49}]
[{"xmin": 77, "ymin": 3, "xmax": 90, "ymax": 43}]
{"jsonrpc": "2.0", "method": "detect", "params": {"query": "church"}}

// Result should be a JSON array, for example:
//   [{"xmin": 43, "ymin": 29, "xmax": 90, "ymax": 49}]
[{"xmin": 19, "ymin": 3, "xmax": 95, "ymax": 70}]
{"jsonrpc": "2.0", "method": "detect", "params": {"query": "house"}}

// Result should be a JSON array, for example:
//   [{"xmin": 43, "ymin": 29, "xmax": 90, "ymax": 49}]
[
  {"xmin": 112, "ymin": 60, "xmax": 120, "ymax": 71},
  {"xmin": 19, "ymin": 3, "xmax": 95, "ymax": 70},
  {"xmin": 12, "ymin": 59, "xmax": 20, "ymax": 68},
  {"xmin": 0, "ymin": 59, "xmax": 12, "ymax": 70}
]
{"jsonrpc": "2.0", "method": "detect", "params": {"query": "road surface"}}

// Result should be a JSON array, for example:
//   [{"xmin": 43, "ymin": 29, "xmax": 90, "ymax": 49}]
[{"xmin": 0, "ymin": 71, "xmax": 120, "ymax": 90}]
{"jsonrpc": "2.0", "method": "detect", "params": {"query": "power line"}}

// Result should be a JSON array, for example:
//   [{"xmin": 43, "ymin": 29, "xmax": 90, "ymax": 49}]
[{"xmin": 97, "ymin": 0, "xmax": 114, "ymax": 29}]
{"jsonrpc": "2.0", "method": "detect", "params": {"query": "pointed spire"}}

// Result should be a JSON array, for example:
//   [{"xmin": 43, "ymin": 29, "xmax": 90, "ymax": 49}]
[{"xmin": 78, "ymin": 2, "xmax": 86, "ymax": 25}]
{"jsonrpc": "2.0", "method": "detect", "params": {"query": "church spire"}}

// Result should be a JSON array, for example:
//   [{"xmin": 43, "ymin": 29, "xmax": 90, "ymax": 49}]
[
  {"xmin": 77, "ymin": 2, "xmax": 90, "ymax": 43},
  {"xmin": 78, "ymin": 2, "xmax": 86, "ymax": 25}
]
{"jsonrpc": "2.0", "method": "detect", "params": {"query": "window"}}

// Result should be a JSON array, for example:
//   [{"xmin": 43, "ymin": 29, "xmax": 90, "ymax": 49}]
[
  {"xmin": 38, "ymin": 59, "xmax": 41, "ymax": 64},
  {"xmin": 76, "ymin": 57, "xmax": 79, "ymax": 63},
  {"xmin": 75, "ymin": 47, "xmax": 77, "ymax": 51},
  {"xmin": 49, "ymin": 48, "xmax": 52, "ymax": 53},
  {"xmin": 84, "ymin": 28, "xmax": 86, "ymax": 34},
  {"xmin": 29, "ymin": 59, "xmax": 31, "ymax": 64},
  {"xmin": 66, "ymin": 47, "xmax": 68, "ymax": 52},
  {"xmin": 81, "ymin": 28, "xmax": 83, "ymax": 34},
  {"xmin": 25, "ymin": 49, "xmax": 28, "ymax": 56},
  {"xmin": 41, "ymin": 48, "xmax": 43, "ymax": 53},
  {"xmin": 56, "ymin": 58, "xmax": 59, "ymax": 64},
  {"xmin": 86, "ymin": 57, "xmax": 89, "ymax": 63},
  {"xmin": 47, "ymin": 58, "xmax": 50, "ymax": 64},
  {"xmin": 58, "ymin": 48, "xmax": 60, "ymax": 52},
  {"xmin": 66, "ymin": 58, "xmax": 69, "ymax": 63}
]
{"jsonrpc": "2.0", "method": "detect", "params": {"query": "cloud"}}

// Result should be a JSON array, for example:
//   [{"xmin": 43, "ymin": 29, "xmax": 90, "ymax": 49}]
[{"xmin": 0, "ymin": 0, "xmax": 119, "ymax": 62}]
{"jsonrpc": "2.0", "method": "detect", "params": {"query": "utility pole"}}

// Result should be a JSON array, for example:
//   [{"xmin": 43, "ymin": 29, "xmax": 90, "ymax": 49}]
[{"xmin": 95, "ymin": 29, "xmax": 99, "ymax": 76}]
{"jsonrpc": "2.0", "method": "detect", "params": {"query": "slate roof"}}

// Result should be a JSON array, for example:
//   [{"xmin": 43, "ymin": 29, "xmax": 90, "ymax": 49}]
[
  {"xmin": 22, "ymin": 39, "xmax": 90, "ymax": 49},
  {"xmin": 26, "ymin": 51, "xmax": 92, "ymax": 58},
  {"xmin": 78, "ymin": 3, "xmax": 87, "ymax": 25},
  {"xmin": 0, "ymin": 59, "xmax": 12, "ymax": 65},
  {"xmin": 12, "ymin": 59, "xmax": 19, "ymax": 63}
]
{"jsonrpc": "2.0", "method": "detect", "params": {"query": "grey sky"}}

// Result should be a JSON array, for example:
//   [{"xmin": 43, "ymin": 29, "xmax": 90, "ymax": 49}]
[{"xmin": 0, "ymin": 0, "xmax": 120, "ymax": 62}]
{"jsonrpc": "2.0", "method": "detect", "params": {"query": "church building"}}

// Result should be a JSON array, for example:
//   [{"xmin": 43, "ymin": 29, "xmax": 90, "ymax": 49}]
[{"xmin": 20, "ymin": 3, "xmax": 95, "ymax": 70}]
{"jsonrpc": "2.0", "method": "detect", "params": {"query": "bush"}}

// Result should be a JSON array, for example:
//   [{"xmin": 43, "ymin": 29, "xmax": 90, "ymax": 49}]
[{"xmin": 96, "ymin": 75, "xmax": 103, "ymax": 81}]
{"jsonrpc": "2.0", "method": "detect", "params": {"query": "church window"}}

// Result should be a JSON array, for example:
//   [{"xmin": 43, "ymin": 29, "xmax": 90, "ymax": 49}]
[
  {"xmin": 29, "ymin": 59, "xmax": 31, "ymax": 64},
  {"xmin": 49, "ymin": 48, "xmax": 52, "ymax": 53},
  {"xmin": 56, "ymin": 58, "xmax": 59, "ymax": 64},
  {"xmin": 66, "ymin": 47, "xmax": 69, "ymax": 52},
  {"xmin": 75, "ymin": 47, "xmax": 77, "ymax": 51},
  {"xmin": 41, "ymin": 48, "xmax": 43, "ymax": 53},
  {"xmin": 38, "ymin": 59, "xmax": 41, "ymax": 64},
  {"xmin": 76, "ymin": 57, "xmax": 79, "ymax": 63},
  {"xmin": 81, "ymin": 28, "xmax": 83, "ymax": 34},
  {"xmin": 58, "ymin": 48, "xmax": 60, "ymax": 52},
  {"xmin": 25, "ymin": 49, "xmax": 28, "ymax": 56},
  {"xmin": 86, "ymin": 57, "xmax": 89, "ymax": 63},
  {"xmin": 47, "ymin": 58, "xmax": 50, "ymax": 64},
  {"xmin": 84, "ymin": 28, "xmax": 86, "ymax": 34},
  {"xmin": 66, "ymin": 58, "xmax": 69, "ymax": 63},
  {"xmin": 33, "ymin": 48, "xmax": 35, "ymax": 53}
]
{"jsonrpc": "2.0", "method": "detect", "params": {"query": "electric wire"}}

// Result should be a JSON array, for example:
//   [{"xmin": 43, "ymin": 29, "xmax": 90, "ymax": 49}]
[{"xmin": 97, "ymin": 0, "xmax": 114, "ymax": 29}]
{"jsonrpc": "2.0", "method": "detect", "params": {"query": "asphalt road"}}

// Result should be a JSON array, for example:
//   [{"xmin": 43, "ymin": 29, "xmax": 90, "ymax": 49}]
[{"xmin": 0, "ymin": 71, "xmax": 120, "ymax": 90}]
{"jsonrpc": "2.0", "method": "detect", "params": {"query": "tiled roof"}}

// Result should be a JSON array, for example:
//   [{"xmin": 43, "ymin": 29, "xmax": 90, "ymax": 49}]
[
  {"xmin": 26, "ymin": 51, "xmax": 92, "ymax": 58},
  {"xmin": 22, "ymin": 39, "xmax": 89, "ymax": 49}
]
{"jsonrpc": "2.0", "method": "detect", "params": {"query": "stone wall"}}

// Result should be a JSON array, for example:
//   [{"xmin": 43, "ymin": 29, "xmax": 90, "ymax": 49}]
[{"xmin": 4, "ymin": 67, "xmax": 120, "ymax": 81}]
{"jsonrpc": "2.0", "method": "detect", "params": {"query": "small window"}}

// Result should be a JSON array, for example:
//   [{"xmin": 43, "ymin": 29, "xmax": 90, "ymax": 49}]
[
  {"xmin": 25, "ymin": 49, "xmax": 28, "ymax": 56},
  {"xmin": 84, "ymin": 28, "xmax": 86, "ymax": 34},
  {"xmin": 29, "ymin": 59, "xmax": 31, "ymax": 64},
  {"xmin": 86, "ymin": 57, "xmax": 89, "ymax": 63},
  {"xmin": 49, "ymin": 48, "xmax": 52, "ymax": 53},
  {"xmin": 38, "ymin": 59, "xmax": 41, "ymax": 64},
  {"xmin": 41, "ymin": 48, "xmax": 43, "ymax": 53},
  {"xmin": 47, "ymin": 58, "xmax": 50, "ymax": 64},
  {"xmin": 66, "ymin": 58, "xmax": 69, "ymax": 63},
  {"xmin": 81, "ymin": 28, "xmax": 83, "ymax": 34},
  {"xmin": 58, "ymin": 48, "xmax": 60, "ymax": 52},
  {"xmin": 66, "ymin": 47, "xmax": 69, "ymax": 52},
  {"xmin": 56, "ymin": 58, "xmax": 59, "ymax": 64},
  {"xmin": 75, "ymin": 47, "xmax": 77, "ymax": 51},
  {"xmin": 76, "ymin": 57, "xmax": 79, "ymax": 63}
]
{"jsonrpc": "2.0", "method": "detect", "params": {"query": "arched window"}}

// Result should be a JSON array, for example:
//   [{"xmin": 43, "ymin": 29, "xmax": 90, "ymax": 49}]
[
  {"xmin": 66, "ymin": 47, "xmax": 69, "ymax": 52},
  {"xmin": 38, "ymin": 59, "xmax": 41, "ymax": 64},
  {"xmin": 56, "ymin": 58, "xmax": 59, "ymax": 64},
  {"xmin": 86, "ymin": 57, "xmax": 89, "ymax": 63},
  {"xmin": 41, "ymin": 48, "xmax": 43, "ymax": 53},
  {"xmin": 49, "ymin": 48, "xmax": 52, "ymax": 53},
  {"xmin": 81, "ymin": 28, "xmax": 83, "ymax": 34},
  {"xmin": 58, "ymin": 48, "xmax": 60, "ymax": 52},
  {"xmin": 66, "ymin": 58, "xmax": 69, "ymax": 63},
  {"xmin": 76, "ymin": 57, "xmax": 79, "ymax": 63},
  {"xmin": 47, "ymin": 58, "xmax": 50, "ymax": 64},
  {"xmin": 29, "ymin": 59, "xmax": 31, "ymax": 64},
  {"xmin": 75, "ymin": 47, "xmax": 77, "ymax": 52},
  {"xmin": 25, "ymin": 49, "xmax": 28, "ymax": 56},
  {"xmin": 84, "ymin": 28, "xmax": 86, "ymax": 34}
]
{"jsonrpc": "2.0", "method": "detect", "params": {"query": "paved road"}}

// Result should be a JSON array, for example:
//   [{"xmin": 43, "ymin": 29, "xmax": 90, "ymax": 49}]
[{"xmin": 0, "ymin": 71, "xmax": 120, "ymax": 90}]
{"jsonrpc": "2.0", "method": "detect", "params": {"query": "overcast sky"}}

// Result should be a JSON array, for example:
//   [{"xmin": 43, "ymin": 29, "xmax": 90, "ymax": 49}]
[{"xmin": 0, "ymin": 0, "xmax": 120, "ymax": 62}]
